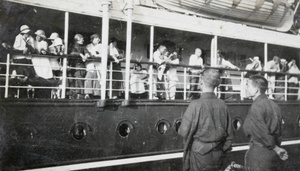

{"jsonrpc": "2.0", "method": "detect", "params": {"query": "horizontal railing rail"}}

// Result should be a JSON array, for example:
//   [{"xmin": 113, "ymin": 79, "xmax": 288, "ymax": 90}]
[{"xmin": 0, "ymin": 53, "xmax": 299, "ymax": 101}]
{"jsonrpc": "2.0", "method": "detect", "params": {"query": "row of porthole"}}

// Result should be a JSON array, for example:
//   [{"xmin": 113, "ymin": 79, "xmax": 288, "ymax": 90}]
[
  {"xmin": 11, "ymin": 118, "xmax": 258, "ymax": 141},
  {"xmin": 69, "ymin": 118, "xmax": 244, "ymax": 141}
]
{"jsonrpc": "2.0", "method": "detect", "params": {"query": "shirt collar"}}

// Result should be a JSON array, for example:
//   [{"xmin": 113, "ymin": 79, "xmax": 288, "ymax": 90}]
[
  {"xmin": 254, "ymin": 94, "xmax": 268, "ymax": 102},
  {"xmin": 200, "ymin": 92, "xmax": 217, "ymax": 99}
]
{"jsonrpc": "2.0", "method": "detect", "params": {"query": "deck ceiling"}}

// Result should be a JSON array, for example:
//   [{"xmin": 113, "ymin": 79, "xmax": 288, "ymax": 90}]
[{"xmin": 4, "ymin": 0, "xmax": 300, "ymax": 49}]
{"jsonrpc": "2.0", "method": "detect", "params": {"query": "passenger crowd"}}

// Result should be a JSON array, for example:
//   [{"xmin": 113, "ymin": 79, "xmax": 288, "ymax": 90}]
[{"xmin": 1, "ymin": 25, "xmax": 300, "ymax": 100}]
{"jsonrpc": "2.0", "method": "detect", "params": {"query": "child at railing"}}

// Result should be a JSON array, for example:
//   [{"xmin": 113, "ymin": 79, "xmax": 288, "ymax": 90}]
[{"xmin": 130, "ymin": 63, "xmax": 147, "ymax": 99}]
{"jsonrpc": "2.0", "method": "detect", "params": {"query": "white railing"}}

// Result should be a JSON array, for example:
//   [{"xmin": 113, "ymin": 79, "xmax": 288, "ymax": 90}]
[{"xmin": 1, "ymin": 53, "xmax": 300, "ymax": 101}]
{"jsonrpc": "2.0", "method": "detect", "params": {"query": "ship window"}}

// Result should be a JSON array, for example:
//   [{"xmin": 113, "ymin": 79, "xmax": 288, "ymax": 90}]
[
  {"xmin": 117, "ymin": 121, "xmax": 134, "ymax": 138},
  {"xmin": 233, "ymin": 118, "xmax": 242, "ymax": 131},
  {"xmin": 70, "ymin": 122, "xmax": 92, "ymax": 141},
  {"xmin": 174, "ymin": 119, "xmax": 182, "ymax": 133},
  {"xmin": 156, "ymin": 120, "xmax": 171, "ymax": 134}
]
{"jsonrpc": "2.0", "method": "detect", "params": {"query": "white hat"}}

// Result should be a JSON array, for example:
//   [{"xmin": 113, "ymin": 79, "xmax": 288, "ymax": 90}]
[
  {"xmin": 48, "ymin": 32, "xmax": 59, "ymax": 40},
  {"xmin": 280, "ymin": 59, "xmax": 287, "ymax": 63},
  {"xmin": 35, "ymin": 30, "xmax": 46, "ymax": 39},
  {"xmin": 20, "ymin": 25, "xmax": 31, "ymax": 34},
  {"xmin": 54, "ymin": 38, "xmax": 63, "ymax": 46},
  {"xmin": 253, "ymin": 56, "xmax": 259, "ymax": 61}
]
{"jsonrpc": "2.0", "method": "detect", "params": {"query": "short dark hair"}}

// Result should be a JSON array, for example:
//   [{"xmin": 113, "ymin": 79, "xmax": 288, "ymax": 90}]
[
  {"xmin": 202, "ymin": 69, "xmax": 220, "ymax": 88},
  {"xmin": 249, "ymin": 75, "xmax": 268, "ymax": 94}
]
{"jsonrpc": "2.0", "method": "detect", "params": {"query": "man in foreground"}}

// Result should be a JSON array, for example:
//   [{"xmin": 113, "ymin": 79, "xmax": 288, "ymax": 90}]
[
  {"xmin": 243, "ymin": 75, "xmax": 288, "ymax": 171},
  {"xmin": 178, "ymin": 69, "xmax": 234, "ymax": 171}
]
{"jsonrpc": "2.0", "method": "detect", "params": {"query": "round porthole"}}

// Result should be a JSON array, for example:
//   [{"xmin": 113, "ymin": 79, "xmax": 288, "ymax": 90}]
[
  {"xmin": 174, "ymin": 119, "xmax": 182, "ymax": 133},
  {"xmin": 156, "ymin": 120, "xmax": 171, "ymax": 134},
  {"xmin": 117, "ymin": 121, "xmax": 134, "ymax": 138},
  {"xmin": 70, "ymin": 122, "xmax": 92, "ymax": 141},
  {"xmin": 232, "ymin": 118, "xmax": 243, "ymax": 131}
]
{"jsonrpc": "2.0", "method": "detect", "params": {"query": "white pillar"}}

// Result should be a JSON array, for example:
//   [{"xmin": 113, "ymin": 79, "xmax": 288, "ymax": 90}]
[
  {"xmin": 149, "ymin": 26, "xmax": 154, "ymax": 99},
  {"xmin": 210, "ymin": 35, "xmax": 218, "ymax": 67},
  {"xmin": 4, "ymin": 54, "xmax": 10, "ymax": 98},
  {"xmin": 101, "ymin": 1, "xmax": 111, "ymax": 100},
  {"xmin": 124, "ymin": 0, "xmax": 133, "ymax": 100},
  {"xmin": 61, "ymin": 11, "xmax": 69, "ymax": 99}
]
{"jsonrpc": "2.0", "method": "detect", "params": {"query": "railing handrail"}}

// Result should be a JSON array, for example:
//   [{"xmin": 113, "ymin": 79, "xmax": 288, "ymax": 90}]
[{"xmin": 6, "ymin": 53, "xmax": 300, "ymax": 77}]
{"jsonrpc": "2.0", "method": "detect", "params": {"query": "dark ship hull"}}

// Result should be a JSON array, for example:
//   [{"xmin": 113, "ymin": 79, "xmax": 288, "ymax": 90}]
[{"xmin": 1, "ymin": 99, "xmax": 300, "ymax": 170}]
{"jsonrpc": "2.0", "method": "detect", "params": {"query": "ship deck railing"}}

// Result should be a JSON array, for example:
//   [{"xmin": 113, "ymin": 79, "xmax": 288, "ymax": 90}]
[{"xmin": 0, "ymin": 53, "xmax": 300, "ymax": 101}]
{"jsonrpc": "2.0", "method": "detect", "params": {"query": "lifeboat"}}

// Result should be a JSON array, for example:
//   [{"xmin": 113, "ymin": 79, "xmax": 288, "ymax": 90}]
[{"xmin": 153, "ymin": 0, "xmax": 298, "ymax": 32}]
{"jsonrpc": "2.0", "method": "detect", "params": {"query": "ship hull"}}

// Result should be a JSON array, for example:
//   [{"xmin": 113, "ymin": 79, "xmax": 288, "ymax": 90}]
[{"xmin": 0, "ymin": 99, "xmax": 300, "ymax": 170}]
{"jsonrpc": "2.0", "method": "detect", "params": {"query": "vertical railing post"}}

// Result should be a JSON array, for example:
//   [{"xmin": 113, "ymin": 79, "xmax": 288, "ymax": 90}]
[
  {"xmin": 4, "ymin": 54, "xmax": 10, "ymax": 98},
  {"xmin": 149, "ymin": 26, "xmax": 154, "ymax": 99},
  {"xmin": 240, "ymin": 73, "xmax": 244, "ymax": 100},
  {"xmin": 61, "ymin": 11, "xmax": 69, "ymax": 99},
  {"xmin": 101, "ymin": 1, "xmax": 111, "ymax": 100},
  {"xmin": 109, "ymin": 61, "xmax": 113, "ymax": 98},
  {"xmin": 264, "ymin": 43, "xmax": 268, "ymax": 79},
  {"xmin": 183, "ymin": 68, "xmax": 187, "ymax": 100},
  {"xmin": 284, "ymin": 75, "xmax": 288, "ymax": 101},
  {"xmin": 124, "ymin": 0, "xmax": 133, "ymax": 101}
]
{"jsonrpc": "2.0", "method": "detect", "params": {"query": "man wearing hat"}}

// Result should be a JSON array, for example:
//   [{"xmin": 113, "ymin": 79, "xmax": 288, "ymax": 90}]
[{"xmin": 13, "ymin": 25, "xmax": 36, "ymax": 54}]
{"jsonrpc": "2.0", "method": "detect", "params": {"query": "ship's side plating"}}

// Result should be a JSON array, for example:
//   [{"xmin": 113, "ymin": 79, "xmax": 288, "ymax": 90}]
[{"xmin": 0, "ymin": 99, "xmax": 300, "ymax": 170}]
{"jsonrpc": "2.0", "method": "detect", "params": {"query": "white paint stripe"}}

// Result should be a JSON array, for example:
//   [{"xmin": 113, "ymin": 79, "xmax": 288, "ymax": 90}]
[{"xmin": 23, "ymin": 139, "xmax": 300, "ymax": 171}]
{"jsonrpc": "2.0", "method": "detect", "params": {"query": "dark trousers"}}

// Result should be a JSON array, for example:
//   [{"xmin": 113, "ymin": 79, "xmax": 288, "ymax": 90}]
[
  {"xmin": 188, "ymin": 76, "xmax": 200, "ymax": 99},
  {"xmin": 245, "ymin": 143, "xmax": 283, "ymax": 171},
  {"xmin": 189, "ymin": 150, "xmax": 224, "ymax": 171}
]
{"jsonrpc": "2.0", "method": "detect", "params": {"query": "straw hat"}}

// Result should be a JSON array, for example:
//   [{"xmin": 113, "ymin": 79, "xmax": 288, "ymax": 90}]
[
  {"xmin": 35, "ymin": 30, "xmax": 46, "ymax": 39},
  {"xmin": 20, "ymin": 25, "xmax": 31, "ymax": 34},
  {"xmin": 48, "ymin": 32, "xmax": 59, "ymax": 40}
]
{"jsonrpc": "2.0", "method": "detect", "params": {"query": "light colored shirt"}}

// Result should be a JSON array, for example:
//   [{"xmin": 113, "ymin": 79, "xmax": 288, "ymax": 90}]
[
  {"xmin": 86, "ymin": 43, "xmax": 102, "ymax": 71},
  {"xmin": 130, "ymin": 69, "xmax": 148, "ymax": 94},
  {"xmin": 189, "ymin": 54, "xmax": 203, "ymax": 67},
  {"xmin": 167, "ymin": 58, "xmax": 179, "ymax": 81},
  {"xmin": 153, "ymin": 50, "xmax": 165, "ymax": 64},
  {"xmin": 13, "ymin": 34, "xmax": 35, "ymax": 51},
  {"xmin": 265, "ymin": 60, "xmax": 280, "ymax": 72},
  {"xmin": 86, "ymin": 43, "xmax": 102, "ymax": 57},
  {"xmin": 218, "ymin": 58, "xmax": 237, "ymax": 69},
  {"xmin": 35, "ymin": 40, "xmax": 48, "ymax": 53}
]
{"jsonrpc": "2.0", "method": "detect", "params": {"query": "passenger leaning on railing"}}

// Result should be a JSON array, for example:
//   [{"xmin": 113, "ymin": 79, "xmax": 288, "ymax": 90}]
[
  {"xmin": 84, "ymin": 34, "xmax": 102, "ymax": 99},
  {"xmin": 265, "ymin": 56, "xmax": 280, "ymax": 100},
  {"xmin": 274, "ymin": 58, "xmax": 289, "ymax": 100},
  {"xmin": 68, "ymin": 34, "xmax": 88, "ymax": 99},
  {"xmin": 216, "ymin": 50, "xmax": 239, "ymax": 100},
  {"xmin": 48, "ymin": 32, "xmax": 64, "ymax": 98},
  {"xmin": 31, "ymin": 29, "xmax": 53, "ymax": 79},
  {"xmin": 130, "ymin": 63, "xmax": 148, "ymax": 99},
  {"xmin": 152, "ymin": 44, "xmax": 168, "ymax": 100},
  {"xmin": 108, "ymin": 38, "xmax": 124, "ymax": 99},
  {"xmin": 287, "ymin": 59, "xmax": 300, "ymax": 100},
  {"xmin": 187, "ymin": 48, "xmax": 204, "ymax": 100},
  {"xmin": 12, "ymin": 25, "xmax": 36, "ymax": 82}
]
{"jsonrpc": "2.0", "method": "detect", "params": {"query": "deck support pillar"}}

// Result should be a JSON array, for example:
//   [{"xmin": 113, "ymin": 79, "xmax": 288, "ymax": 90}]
[
  {"xmin": 101, "ymin": 0, "xmax": 111, "ymax": 100},
  {"xmin": 124, "ymin": 0, "xmax": 133, "ymax": 101},
  {"xmin": 61, "ymin": 11, "xmax": 69, "ymax": 99}
]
